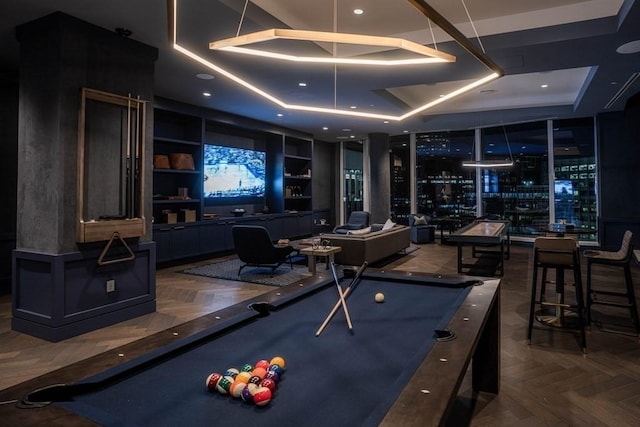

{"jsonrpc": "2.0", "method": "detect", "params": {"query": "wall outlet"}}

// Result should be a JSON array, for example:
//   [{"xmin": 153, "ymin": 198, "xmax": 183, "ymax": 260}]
[{"xmin": 106, "ymin": 279, "xmax": 116, "ymax": 293}]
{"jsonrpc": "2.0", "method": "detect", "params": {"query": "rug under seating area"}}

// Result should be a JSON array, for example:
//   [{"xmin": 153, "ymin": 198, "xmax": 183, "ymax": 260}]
[{"xmin": 181, "ymin": 258, "xmax": 310, "ymax": 287}]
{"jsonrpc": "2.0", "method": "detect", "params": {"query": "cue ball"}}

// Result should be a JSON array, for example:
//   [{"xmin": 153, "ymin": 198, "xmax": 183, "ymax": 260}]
[{"xmin": 375, "ymin": 292, "xmax": 385, "ymax": 303}]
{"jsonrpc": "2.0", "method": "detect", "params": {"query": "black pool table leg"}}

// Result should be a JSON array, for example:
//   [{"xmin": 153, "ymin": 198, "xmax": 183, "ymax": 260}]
[
  {"xmin": 457, "ymin": 243, "xmax": 463, "ymax": 274},
  {"xmin": 472, "ymin": 287, "xmax": 500, "ymax": 394}
]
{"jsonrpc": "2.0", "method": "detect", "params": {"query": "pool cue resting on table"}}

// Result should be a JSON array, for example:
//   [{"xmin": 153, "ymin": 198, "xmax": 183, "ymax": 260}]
[{"xmin": 316, "ymin": 261, "xmax": 368, "ymax": 336}]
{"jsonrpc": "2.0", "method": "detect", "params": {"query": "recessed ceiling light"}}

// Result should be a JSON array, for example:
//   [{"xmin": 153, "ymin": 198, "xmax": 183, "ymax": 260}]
[
  {"xmin": 353, "ymin": 8, "xmax": 364, "ymax": 15},
  {"xmin": 611, "ymin": 81, "xmax": 618, "ymax": 85},
  {"xmin": 403, "ymin": 130, "xmax": 409, "ymax": 133},
  {"xmin": 617, "ymin": 40, "xmax": 640, "ymax": 54},
  {"xmin": 298, "ymin": 82, "xmax": 307, "ymax": 87},
  {"xmin": 322, "ymin": 126, "xmax": 328, "ymax": 130},
  {"xmin": 277, "ymin": 113, "xmax": 283, "ymax": 117},
  {"xmin": 196, "ymin": 73, "xmax": 215, "ymax": 80},
  {"xmin": 350, "ymin": 135, "xmax": 355, "ymax": 138},
  {"xmin": 202, "ymin": 91, "xmax": 212, "ymax": 97},
  {"xmin": 383, "ymin": 120, "xmax": 389, "ymax": 124},
  {"xmin": 541, "ymin": 84, "xmax": 548, "ymax": 88},
  {"xmin": 350, "ymin": 106, "xmax": 357, "ymax": 109}
]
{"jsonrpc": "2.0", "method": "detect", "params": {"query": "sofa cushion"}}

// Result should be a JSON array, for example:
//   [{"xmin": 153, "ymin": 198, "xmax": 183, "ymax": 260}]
[
  {"xmin": 382, "ymin": 218, "xmax": 395, "ymax": 231},
  {"xmin": 413, "ymin": 215, "xmax": 428, "ymax": 225},
  {"xmin": 347, "ymin": 226, "xmax": 371, "ymax": 235}
]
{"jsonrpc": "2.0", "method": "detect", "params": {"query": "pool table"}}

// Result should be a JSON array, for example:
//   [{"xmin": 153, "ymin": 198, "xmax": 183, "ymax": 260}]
[{"xmin": 1, "ymin": 268, "xmax": 500, "ymax": 427}]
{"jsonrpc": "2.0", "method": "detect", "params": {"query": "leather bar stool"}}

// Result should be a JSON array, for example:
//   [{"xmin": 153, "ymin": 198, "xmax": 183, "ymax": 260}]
[
  {"xmin": 584, "ymin": 230, "xmax": 639, "ymax": 337},
  {"xmin": 528, "ymin": 237, "xmax": 587, "ymax": 352}
]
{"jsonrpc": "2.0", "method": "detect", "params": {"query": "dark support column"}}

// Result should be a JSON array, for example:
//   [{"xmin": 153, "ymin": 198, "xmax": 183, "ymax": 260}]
[
  {"xmin": 13, "ymin": 12, "xmax": 158, "ymax": 341},
  {"xmin": 368, "ymin": 133, "xmax": 391, "ymax": 224}
]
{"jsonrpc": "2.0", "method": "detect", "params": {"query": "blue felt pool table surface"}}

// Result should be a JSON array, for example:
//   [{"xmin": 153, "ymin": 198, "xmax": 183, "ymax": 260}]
[{"xmin": 5, "ymin": 269, "xmax": 500, "ymax": 427}]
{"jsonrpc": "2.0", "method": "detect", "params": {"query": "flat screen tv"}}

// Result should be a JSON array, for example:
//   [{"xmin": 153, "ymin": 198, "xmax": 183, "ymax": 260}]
[{"xmin": 203, "ymin": 144, "xmax": 266, "ymax": 203}]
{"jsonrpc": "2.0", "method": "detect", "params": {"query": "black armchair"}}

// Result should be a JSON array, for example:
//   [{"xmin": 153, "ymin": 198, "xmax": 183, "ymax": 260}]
[
  {"xmin": 232, "ymin": 225, "xmax": 294, "ymax": 275},
  {"xmin": 333, "ymin": 211, "xmax": 370, "ymax": 234}
]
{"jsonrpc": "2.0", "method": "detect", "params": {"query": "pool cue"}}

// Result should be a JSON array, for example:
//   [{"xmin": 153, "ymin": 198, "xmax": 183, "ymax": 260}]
[
  {"xmin": 316, "ymin": 261, "xmax": 368, "ymax": 336},
  {"xmin": 331, "ymin": 262, "xmax": 353, "ymax": 330}
]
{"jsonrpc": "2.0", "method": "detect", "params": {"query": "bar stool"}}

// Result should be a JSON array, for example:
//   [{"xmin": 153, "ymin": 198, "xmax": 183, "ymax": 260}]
[
  {"xmin": 584, "ymin": 230, "xmax": 639, "ymax": 336},
  {"xmin": 528, "ymin": 237, "xmax": 587, "ymax": 352}
]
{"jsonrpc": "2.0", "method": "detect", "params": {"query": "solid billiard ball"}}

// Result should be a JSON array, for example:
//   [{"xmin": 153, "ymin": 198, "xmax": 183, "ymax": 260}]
[
  {"xmin": 235, "ymin": 371, "xmax": 252, "ymax": 384},
  {"xmin": 252, "ymin": 367, "xmax": 267, "ymax": 379},
  {"xmin": 264, "ymin": 370, "xmax": 279, "ymax": 383},
  {"xmin": 205, "ymin": 372, "xmax": 222, "ymax": 392},
  {"xmin": 240, "ymin": 363, "xmax": 253, "ymax": 373},
  {"xmin": 269, "ymin": 356, "xmax": 286, "ymax": 370},
  {"xmin": 254, "ymin": 359, "xmax": 270, "ymax": 370},
  {"xmin": 248, "ymin": 375, "xmax": 263, "ymax": 386},
  {"xmin": 253, "ymin": 386, "xmax": 272, "ymax": 406},
  {"xmin": 260, "ymin": 378, "xmax": 276, "ymax": 392},
  {"xmin": 229, "ymin": 381, "xmax": 247, "ymax": 398},
  {"xmin": 216, "ymin": 376, "xmax": 234, "ymax": 394},
  {"xmin": 375, "ymin": 292, "xmax": 385, "ymax": 303}
]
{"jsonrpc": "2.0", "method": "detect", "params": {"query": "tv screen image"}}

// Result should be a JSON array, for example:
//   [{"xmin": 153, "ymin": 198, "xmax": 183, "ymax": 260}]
[
  {"xmin": 554, "ymin": 179, "xmax": 574, "ymax": 222},
  {"xmin": 203, "ymin": 144, "xmax": 266, "ymax": 199}
]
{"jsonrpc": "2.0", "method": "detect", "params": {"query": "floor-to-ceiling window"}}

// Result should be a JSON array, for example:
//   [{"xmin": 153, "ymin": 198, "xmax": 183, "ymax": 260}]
[
  {"xmin": 390, "ymin": 135, "xmax": 411, "ymax": 224},
  {"xmin": 480, "ymin": 121, "xmax": 549, "ymax": 236},
  {"xmin": 552, "ymin": 117, "xmax": 597, "ymax": 239},
  {"xmin": 389, "ymin": 117, "xmax": 598, "ymax": 241},
  {"xmin": 415, "ymin": 130, "xmax": 476, "ymax": 221}
]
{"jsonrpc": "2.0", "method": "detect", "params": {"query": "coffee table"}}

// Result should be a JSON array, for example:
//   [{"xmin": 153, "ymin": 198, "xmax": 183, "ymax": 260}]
[{"xmin": 299, "ymin": 246, "xmax": 342, "ymax": 273}]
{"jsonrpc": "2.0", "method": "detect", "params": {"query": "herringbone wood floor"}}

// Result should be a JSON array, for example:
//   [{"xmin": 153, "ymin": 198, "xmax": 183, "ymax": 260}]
[{"xmin": 1, "ymin": 243, "xmax": 640, "ymax": 425}]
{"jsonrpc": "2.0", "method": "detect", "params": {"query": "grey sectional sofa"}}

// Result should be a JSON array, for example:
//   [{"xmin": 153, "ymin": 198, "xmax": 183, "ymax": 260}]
[{"xmin": 321, "ymin": 225, "xmax": 411, "ymax": 266}]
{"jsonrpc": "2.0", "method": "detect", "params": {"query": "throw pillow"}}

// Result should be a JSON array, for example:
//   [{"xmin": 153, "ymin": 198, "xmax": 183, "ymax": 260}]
[
  {"xmin": 382, "ymin": 218, "xmax": 395, "ymax": 231},
  {"xmin": 347, "ymin": 226, "xmax": 371, "ymax": 235},
  {"xmin": 413, "ymin": 215, "xmax": 427, "ymax": 225}
]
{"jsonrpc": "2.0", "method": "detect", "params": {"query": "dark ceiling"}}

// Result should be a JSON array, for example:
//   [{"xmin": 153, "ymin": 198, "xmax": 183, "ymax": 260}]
[{"xmin": 1, "ymin": 0, "xmax": 639, "ymax": 141}]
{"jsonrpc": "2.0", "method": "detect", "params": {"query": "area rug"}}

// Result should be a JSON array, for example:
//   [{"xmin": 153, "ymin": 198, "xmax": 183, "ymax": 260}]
[{"xmin": 181, "ymin": 258, "xmax": 310, "ymax": 287}]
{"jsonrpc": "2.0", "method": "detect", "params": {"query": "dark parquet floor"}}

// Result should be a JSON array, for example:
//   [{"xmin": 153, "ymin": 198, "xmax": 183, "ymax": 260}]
[{"xmin": 1, "ymin": 242, "xmax": 640, "ymax": 425}]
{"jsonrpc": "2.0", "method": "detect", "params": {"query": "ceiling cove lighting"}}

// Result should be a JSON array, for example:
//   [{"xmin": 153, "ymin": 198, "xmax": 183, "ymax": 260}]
[{"xmin": 168, "ymin": 0, "xmax": 503, "ymax": 121}]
